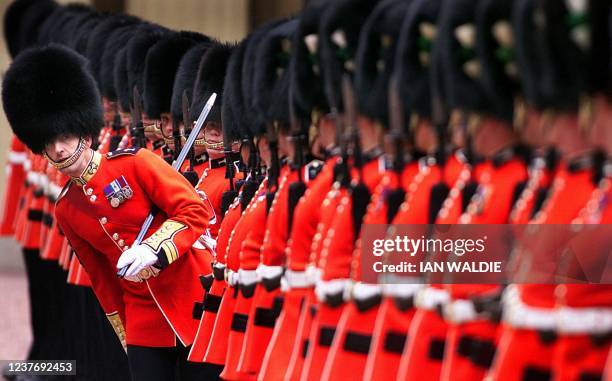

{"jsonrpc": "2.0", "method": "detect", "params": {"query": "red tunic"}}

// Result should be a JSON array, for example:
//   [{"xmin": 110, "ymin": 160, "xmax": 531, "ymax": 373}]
[
  {"xmin": 0, "ymin": 137, "xmax": 27, "ymax": 235},
  {"xmin": 55, "ymin": 148, "xmax": 211, "ymax": 347}
]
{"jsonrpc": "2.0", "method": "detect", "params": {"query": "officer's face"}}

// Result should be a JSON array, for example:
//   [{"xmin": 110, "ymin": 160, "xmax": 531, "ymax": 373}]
[
  {"xmin": 44, "ymin": 135, "xmax": 92, "ymax": 176},
  {"xmin": 205, "ymin": 122, "xmax": 224, "ymax": 159},
  {"xmin": 520, "ymin": 107, "xmax": 550, "ymax": 148},
  {"xmin": 413, "ymin": 118, "xmax": 437, "ymax": 154}
]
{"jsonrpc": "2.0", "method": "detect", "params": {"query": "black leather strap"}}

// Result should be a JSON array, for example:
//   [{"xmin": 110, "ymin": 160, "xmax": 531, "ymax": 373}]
[
  {"xmin": 342, "ymin": 332, "xmax": 372, "ymax": 355},
  {"xmin": 262, "ymin": 274, "xmax": 282, "ymax": 292},
  {"xmin": 254, "ymin": 306, "xmax": 280, "ymax": 328},
  {"xmin": 324, "ymin": 291, "xmax": 344, "ymax": 308},
  {"xmin": 240, "ymin": 282, "xmax": 257, "ymax": 298},
  {"xmin": 353, "ymin": 293, "xmax": 382, "ymax": 312},
  {"xmin": 213, "ymin": 265, "xmax": 225, "ymax": 281},
  {"xmin": 302, "ymin": 339, "xmax": 310, "ymax": 358},
  {"xmin": 428, "ymin": 338, "xmax": 446, "ymax": 361},
  {"xmin": 457, "ymin": 336, "xmax": 496, "ymax": 368},
  {"xmin": 42, "ymin": 213, "xmax": 53, "ymax": 227},
  {"xmin": 383, "ymin": 331, "xmax": 407, "ymax": 354},
  {"xmin": 231, "ymin": 313, "xmax": 248, "ymax": 332},
  {"xmin": 192, "ymin": 302, "xmax": 204, "ymax": 320},
  {"xmin": 202, "ymin": 293, "xmax": 223, "ymax": 313},
  {"xmin": 318, "ymin": 326, "xmax": 336, "ymax": 347},
  {"xmin": 522, "ymin": 366, "xmax": 552, "ymax": 381},
  {"xmin": 393, "ymin": 296, "xmax": 414, "ymax": 312},
  {"xmin": 27, "ymin": 209, "xmax": 44, "ymax": 222},
  {"xmin": 200, "ymin": 274, "xmax": 214, "ymax": 291},
  {"xmin": 578, "ymin": 372, "xmax": 603, "ymax": 381}
]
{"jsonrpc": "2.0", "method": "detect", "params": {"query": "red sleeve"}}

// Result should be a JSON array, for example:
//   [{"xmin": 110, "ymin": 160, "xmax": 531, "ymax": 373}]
[{"xmin": 134, "ymin": 149, "xmax": 210, "ymax": 267}]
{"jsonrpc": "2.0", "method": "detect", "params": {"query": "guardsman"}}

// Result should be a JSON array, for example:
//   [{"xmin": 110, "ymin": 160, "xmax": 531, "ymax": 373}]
[
  {"xmin": 317, "ymin": 1, "xmax": 410, "ymax": 380},
  {"xmin": 489, "ymin": 0, "xmax": 602, "ymax": 380},
  {"xmin": 257, "ymin": 2, "xmax": 332, "ymax": 379},
  {"xmin": 297, "ymin": 2, "xmax": 381, "ymax": 380},
  {"xmin": 201, "ymin": 22, "xmax": 277, "ymax": 375},
  {"xmin": 540, "ymin": 2, "xmax": 611, "ymax": 381},
  {"xmin": 125, "ymin": 27, "xmax": 171, "ymax": 154},
  {"xmin": 368, "ymin": 1, "xmax": 448, "ymax": 379},
  {"xmin": 237, "ymin": 19, "xmax": 302, "ymax": 378},
  {"xmin": 2, "ymin": 44, "xmax": 215, "ymax": 381},
  {"xmin": 188, "ymin": 42, "xmax": 240, "ymax": 239},
  {"xmin": 187, "ymin": 39, "xmax": 247, "ymax": 373},
  {"xmin": 143, "ymin": 31, "xmax": 210, "ymax": 164},
  {"xmin": 431, "ymin": 1, "xmax": 530, "ymax": 380}
]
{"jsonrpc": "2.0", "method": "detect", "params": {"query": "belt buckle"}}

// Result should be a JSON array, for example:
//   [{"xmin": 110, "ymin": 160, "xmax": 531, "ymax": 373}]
[{"xmin": 138, "ymin": 266, "xmax": 160, "ymax": 281}]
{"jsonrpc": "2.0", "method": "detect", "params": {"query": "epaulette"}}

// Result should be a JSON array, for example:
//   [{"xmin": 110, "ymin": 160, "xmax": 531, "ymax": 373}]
[
  {"xmin": 305, "ymin": 160, "xmax": 324, "ymax": 182},
  {"xmin": 56, "ymin": 181, "xmax": 73, "ymax": 205},
  {"xmin": 107, "ymin": 147, "xmax": 141, "ymax": 159}
]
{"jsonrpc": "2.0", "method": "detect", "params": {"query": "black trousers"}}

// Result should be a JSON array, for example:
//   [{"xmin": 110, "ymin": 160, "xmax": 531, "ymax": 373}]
[{"xmin": 127, "ymin": 343, "xmax": 223, "ymax": 381}]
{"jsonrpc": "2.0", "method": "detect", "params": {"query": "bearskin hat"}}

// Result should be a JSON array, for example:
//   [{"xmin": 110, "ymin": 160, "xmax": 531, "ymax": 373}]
[
  {"xmin": 222, "ymin": 37, "xmax": 250, "ymax": 142},
  {"xmin": 170, "ymin": 41, "xmax": 212, "ymax": 123},
  {"xmin": 354, "ymin": 0, "xmax": 410, "ymax": 127},
  {"xmin": 2, "ymin": 44, "xmax": 103, "ymax": 153},
  {"xmin": 190, "ymin": 42, "xmax": 234, "ymax": 125},
  {"xmin": 143, "ymin": 31, "xmax": 209, "ymax": 119},
  {"xmin": 126, "ymin": 27, "xmax": 169, "ymax": 103},
  {"xmin": 4, "ymin": 0, "xmax": 58, "ymax": 57}
]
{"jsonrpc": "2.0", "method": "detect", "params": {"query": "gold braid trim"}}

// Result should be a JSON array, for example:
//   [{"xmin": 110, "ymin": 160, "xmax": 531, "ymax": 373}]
[{"xmin": 106, "ymin": 312, "xmax": 126, "ymax": 351}]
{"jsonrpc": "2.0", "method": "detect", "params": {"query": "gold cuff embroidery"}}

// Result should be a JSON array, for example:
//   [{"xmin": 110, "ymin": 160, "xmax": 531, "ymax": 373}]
[
  {"xmin": 142, "ymin": 220, "xmax": 187, "ymax": 265},
  {"xmin": 106, "ymin": 311, "xmax": 126, "ymax": 350}
]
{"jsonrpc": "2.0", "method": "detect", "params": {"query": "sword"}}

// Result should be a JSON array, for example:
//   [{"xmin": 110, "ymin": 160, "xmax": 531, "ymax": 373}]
[{"xmin": 117, "ymin": 93, "xmax": 217, "ymax": 277}]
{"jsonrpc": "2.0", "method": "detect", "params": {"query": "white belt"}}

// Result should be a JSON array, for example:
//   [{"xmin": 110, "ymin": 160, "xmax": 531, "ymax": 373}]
[
  {"xmin": 23, "ymin": 159, "xmax": 31, "ymax": 172},
  {"xmin": 306, "ymin": 264, "xmax": 322, "ymax": 286},
  {"xmin": 315, "ymin": 278, "xmax": 351, "ymax": 303},
  {"xmin": 284, "ymin": 269, "xmax": 313, "ymax": 289},
  {"xmin": 226, "ymin": 269, "xmax": 239, "ymax": 286},
  {"xmin": 351, "ymin": 282, "xmax": 382, "ymax": 301},
  {"xmin": 557, "ymin": 307, "xmax": 612, "ymax": 334},
  {"xmin": 415, "ymin": 287, "xmax": 450, "ymax": 311},
  {"xmin": 502, "ymin": 286, "xmax": 557, "ymax": 330},
  {"xmin": 444, "ymin": 299, "xmax": 479, "ymax": 324},
  {"xmin": 257, "ymin": 264, "xmax": 284, "ymax": 280},
  {"xmin": 382, "ymin": 283, "xmax": 422, "ymax": 298},
  {"xmin": 26, "ymin": 171, "xmax": 40, "ymax": 187},
  {"xmin": 238, "ymin": 269, "xmax": 259, "ymax": 286},
  {"xmin": 7, "ymin": 151, "xmax": 27, "ymax": 165},
  {"xmin": 49, "ymin": 183, "xmax": 63, "ymax": 201}
]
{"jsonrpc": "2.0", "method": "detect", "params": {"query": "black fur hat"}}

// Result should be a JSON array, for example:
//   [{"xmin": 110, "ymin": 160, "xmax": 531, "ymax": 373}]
[
  {"xmin": 50, "ymin": 4, "xmax": 93, "ymax": 45},
  {"xmin": 4, "ymin": 0, "xmax": 57, "ymax": 57},
  {"xmin": 85, "ymin": 14, "xmax": 141, "ymax": 89},
  {"xmin": 143, "ymin": 31, "xmax": 209, "ymax": 119},
  {"xmin": 354, "ymin": 0, "xmax": 410, "ymax": 127},
  {"xmin": 475, "ymin": 0, "xmax": 517, "ymax": 123},
  {"xmin": 395, "ymin": 0, "xmax": 442, "ymax": 120},
  {"xmin": 170, "ymin": 42, "xmax": 212, "ymax": 123},
  {"xmin": 222, "ymin": 38, "xmax": 250, "ymax": 143},
  {"xmin": 536, "ymin": 0, "xmax": 590, "ymax": 111},
  {"xmin": 70, "ymin": 12, "xmax": 108, "ymax": 55},
  {"xmin": 586, "ymin": 0, "xmax": 611, "ymax": 98},
  {"xmin": 126, "ymin": 27, "xmax": 169, "ymax": 104},
  {"xmin": 290, "ymin": 1, "xmax": 331, "ymax": 121},
  {"xmin": 241, "ymin": 19, "xmax": 287, "ymax": 138},
  {"xmin": 2, "ymin": 44, "xmax": 103, "ymax": 154},
  {"xmin": 6, "ymin": 0, "xmax": 58, "ymax": 57},
  {"xmin": 100, "ymin": 23, "xmax": 145, "ymax": 102},
  {"xmin": 512, "ymin": 0, "xmax": 550, "ymax": 110},
  {"xmin": 435, "ymin": 0, "xmax": 491, "ymax": 115},
  {"xmin": 319, "ymin": 0, "xmax": 379, "ymax": 112},
  {"xmin": 190, "ymin": 42, "xmax": 234, "ymax": 124},
  {"xmin": 253, "ymin": 19, "xmax": 299, "ymax": 131}
]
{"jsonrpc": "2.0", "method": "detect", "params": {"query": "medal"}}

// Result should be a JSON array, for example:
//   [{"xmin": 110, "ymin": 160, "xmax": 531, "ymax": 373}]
[{"xmin": 104, "ymin": 176, "xmax": 134, "ymax": 208}]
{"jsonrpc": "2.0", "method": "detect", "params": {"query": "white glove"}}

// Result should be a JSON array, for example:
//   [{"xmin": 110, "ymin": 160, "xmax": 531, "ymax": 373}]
[{"xmin": 116, "ymin": 244, "xmax": 158, "ymax": 280}]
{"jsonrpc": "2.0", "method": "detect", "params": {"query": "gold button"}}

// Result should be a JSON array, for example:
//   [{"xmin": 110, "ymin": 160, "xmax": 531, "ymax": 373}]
[
  {"xmin": 89, "ymin": 195, "xmax": 97, "ymax": 202},
  {"xmin": 100, "ymin": 217, "xmax": 107, "ymax": 224},
  {"xmin": 112, "ymin": 233, "xmax": 119, "ymax": 240},
  {"xmin": 118, "ymin": 239, "xmax": 125, "ymax": 247},
  {"xmin": 86, "ymin": 188, "xmax": 93, "ymax": 195}
]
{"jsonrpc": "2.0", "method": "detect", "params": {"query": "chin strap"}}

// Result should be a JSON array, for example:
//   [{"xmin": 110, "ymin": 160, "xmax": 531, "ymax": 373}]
[{"xmin": 43, "ymin": 137, "xmax": 87, "ymax": 170}]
